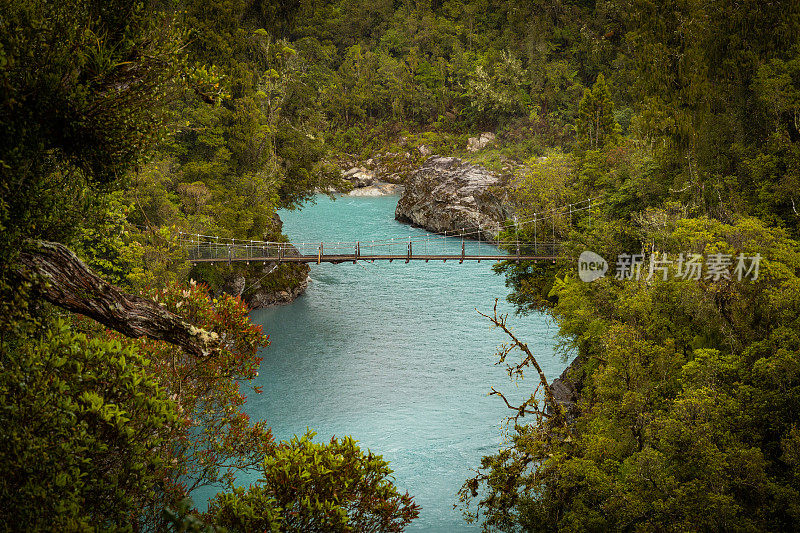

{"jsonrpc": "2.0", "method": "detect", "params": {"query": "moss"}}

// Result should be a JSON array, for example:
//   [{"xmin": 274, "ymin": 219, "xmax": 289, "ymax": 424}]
[{"xmin": 241, "ymin": 262, "xmax": 308, "ymax": 301}]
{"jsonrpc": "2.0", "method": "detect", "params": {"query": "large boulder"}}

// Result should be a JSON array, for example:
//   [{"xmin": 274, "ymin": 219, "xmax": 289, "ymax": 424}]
[
  {"xmin": 342, "ymin": 167, "xmax": 375, "ymax": 188},
  {"xmin": 395, "ymin": 156, "xmax": 509, "ymax": 243}
]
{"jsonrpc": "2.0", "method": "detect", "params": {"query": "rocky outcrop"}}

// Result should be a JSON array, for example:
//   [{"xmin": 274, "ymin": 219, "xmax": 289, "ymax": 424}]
[
  {"xmin": 340, "ymin": 166, "xmax": 404, "ymax": 197},
  {"xmin": 547, "ymin": 355, "xmax": 586, "ymax": 424},
  {"xmin": 193, "ymin": 214, "xmax": 310, "ymax": 310},
  {"xmin": 395, "ymin": 156, "xmax": 509, "ymax": 243},
  {"xmin": 342, "ymin": 167, "xmax": 375, "ymax": 188},
  {"xmin": 217, "ymin": 246, "xmax": 310, "ymax": 309},
  {"xmin": 466, "ymin": 132, "xmax": 496, "ymax": 152},
  {"xmin": 238, "ymin": 265, "xmax": 309, "ymax": 308},
  {"xmin": 338, "ymin": 151, "xmax": 421, "ymax": 187}
]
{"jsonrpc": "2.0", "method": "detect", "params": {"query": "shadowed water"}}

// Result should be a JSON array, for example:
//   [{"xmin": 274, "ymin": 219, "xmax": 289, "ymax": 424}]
[{"xmin": 196, "ymin": 195, "xmax": 565, "ymax": 531}]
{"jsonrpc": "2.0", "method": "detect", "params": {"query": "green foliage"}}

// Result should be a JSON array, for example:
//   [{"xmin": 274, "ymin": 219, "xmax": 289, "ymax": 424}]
[
  {"xmin": 472, "ymin": 215, "xmax": 800, "ymax": 531},
  {"xmin": 621, "ymin": 0, "xmax": 800, "ymax": 227},
  {"xmin": 0, "ymin": 0, "xmax": 183, "ymax": 262},
  {"xmin": 71, "ymin": 192, "xmax": 191, "ymax": 290},
  {"xmin": 511, "ymin": 150, "xmax": 575, "ymax": 216},
  {"xmin": 0, "ymin": 317, "xmax": 178, "ymax": 531},
  {"xmin": 576, "ymin": 74, "xmax": 618, "ymax": 149},
  {"xmin": 208, "ymin": 431, "xmax": 420, "ymax": 532},
  {"xmin": 479, "ymin": 7, "xmax": 800, "ymax": 525},
  {"xmin": 239, "ymin": 0, "xmax": 610, "ymax": 147},
  {"xmin": 72, "ymin": 192, "xmax": 143, "ymax": 287},
  {"xmin": 465, "ymin": 51, "xmax": 531, "ymax": 127}
]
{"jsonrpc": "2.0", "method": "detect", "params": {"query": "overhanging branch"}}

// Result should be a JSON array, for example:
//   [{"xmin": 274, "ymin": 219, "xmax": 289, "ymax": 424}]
[
  {"xmin": 16, "ymin": 240, "xmax": 219, "ymax": 356},
  {"xmin": 480, "ymin": 300, "xmax": 570, "ymax": 430}
]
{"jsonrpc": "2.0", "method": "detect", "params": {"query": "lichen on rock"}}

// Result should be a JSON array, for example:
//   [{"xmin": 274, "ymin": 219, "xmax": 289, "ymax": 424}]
[{"xmin": 395, "ymin": 156, "xmax": 510, "ymax": 243}]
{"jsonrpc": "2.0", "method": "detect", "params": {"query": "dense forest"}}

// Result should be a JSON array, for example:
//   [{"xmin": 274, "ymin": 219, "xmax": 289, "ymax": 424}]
[{"xmin": 1, "ymin": 0, "xmax": 799, "ymax": 531}]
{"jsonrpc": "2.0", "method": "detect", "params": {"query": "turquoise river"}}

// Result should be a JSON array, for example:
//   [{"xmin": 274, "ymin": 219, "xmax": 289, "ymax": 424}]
[{"xmin": 198, "ymin": 194, "xmax": 566, "ymax": 531}]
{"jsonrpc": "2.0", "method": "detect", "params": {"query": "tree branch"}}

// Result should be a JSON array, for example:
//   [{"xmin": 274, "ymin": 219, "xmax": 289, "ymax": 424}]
[
  {"xmin": 16, "ymin": 240, "xmax": 219, "ymax": 356},
  {"xmin": 480, "ymin": 300, "xmax": 570, "ymax": 429},
  {"xmin": 489, "ymin": 387, "xmax": 551, "ymax": 422}
]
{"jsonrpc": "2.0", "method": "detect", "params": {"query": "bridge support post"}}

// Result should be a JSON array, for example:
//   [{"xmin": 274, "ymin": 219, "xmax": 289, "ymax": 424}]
[
  {"xmin": 318, "ymin": 243, "xmax": 322, "ymax": 265},
  {"xmin": 460, "ymin": 239, "xmax": 465, "ymax": 264},
  {"xmin": 406, "ymin": 240, "xmax": 411, "ymax": 263},
  {"xmin": 354, "ymin": 242, "xmax": 359, "ymax": 264},
  {"xmin": 278, "ymin": 243, "xmax": 283, "ymax": 263}
]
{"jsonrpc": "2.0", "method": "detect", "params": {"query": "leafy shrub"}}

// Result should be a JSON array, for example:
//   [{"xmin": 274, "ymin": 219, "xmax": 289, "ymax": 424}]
[{"xmin": 208, "ymin": 431, "xmax": 420, "ymax": 532}]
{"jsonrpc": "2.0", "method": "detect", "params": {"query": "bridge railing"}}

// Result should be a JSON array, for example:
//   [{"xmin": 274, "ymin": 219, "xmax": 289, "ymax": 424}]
[
  {"xmin": 181, "ymin": 231, "xmax": 562, "ymax": 263},
  {"xmin": 179, "ymin": 194, "xmax": 602, "ymax": 263}
]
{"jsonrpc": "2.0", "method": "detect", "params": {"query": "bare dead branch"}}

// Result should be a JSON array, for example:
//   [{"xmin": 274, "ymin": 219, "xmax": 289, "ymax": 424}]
[
  {"xmin": 16, "ymin": 240, "xmax": 219, "ymax": 356},
  {"xmin": 489, "ymin": 387, "xmax": 550, "ymax": 422},
  {"xmin": 479, "ymin": 300, "xmax": 570, "ymax": 428}
]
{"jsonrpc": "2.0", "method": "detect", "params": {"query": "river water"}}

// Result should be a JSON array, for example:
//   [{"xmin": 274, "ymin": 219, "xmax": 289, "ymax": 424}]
[{"xmin": 204, "ymin": 194, "xmax": 565, "ymax": 531}]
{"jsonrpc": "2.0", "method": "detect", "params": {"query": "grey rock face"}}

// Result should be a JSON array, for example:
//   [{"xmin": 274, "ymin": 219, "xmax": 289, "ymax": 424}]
[
  {"xmin": 466, "ymin": 132, "xmax": 496, "ymax": 152},
  {"xmin": 246, "ymin": 273, "xmax": 309, "ymax": 309},
  {"xmin": 213, "ymin": 242, "xmax": 309, "ymax": 309},
  {"xmin": 343, "ymin": 167, "xmax": 375, "ymax": 188},
  {"xmin": 547, "ymin": 355, "xmax": 584, "ymax": 424},
  {"xmin": 395, "ymin": 156, "xmax": 509, "ymax": 243}
]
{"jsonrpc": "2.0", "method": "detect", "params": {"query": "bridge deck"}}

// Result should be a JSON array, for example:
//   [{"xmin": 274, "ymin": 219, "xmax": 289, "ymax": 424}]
[{"xmin": 190, "ymin": 254, "xmax": 557, "ymax": 265}]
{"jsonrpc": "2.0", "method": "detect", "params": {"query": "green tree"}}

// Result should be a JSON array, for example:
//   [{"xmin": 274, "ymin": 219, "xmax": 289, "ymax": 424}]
[
  {"xmin": 576, "ymin": 73, "xmax": 617, "ymax": 149},
  {"xmin": 208, "ymin": 431, "xmax": 420, "ymax": 532}
]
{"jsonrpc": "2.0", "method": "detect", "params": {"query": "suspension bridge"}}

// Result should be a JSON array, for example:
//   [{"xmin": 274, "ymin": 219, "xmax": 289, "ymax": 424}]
[{"xmin": 180, "ymin": 197, "xmax": 598, "ymax": 266}]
